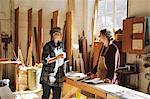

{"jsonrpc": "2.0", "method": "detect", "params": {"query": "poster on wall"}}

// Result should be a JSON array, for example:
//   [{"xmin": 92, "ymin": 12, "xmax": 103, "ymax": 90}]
[
  {"xmin": 132, "ymin": 39, "xmax": 143, "ymax": 50},
  {"xmin": 133, "ymin": 23, "xmax": 143, "ymax": 34}
]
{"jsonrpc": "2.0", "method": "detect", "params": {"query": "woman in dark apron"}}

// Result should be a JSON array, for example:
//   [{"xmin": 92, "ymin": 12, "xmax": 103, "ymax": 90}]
[
  {"xmin": 90, "ymin": 29, "xmax": 120, "ymax": 83},
  {"xmin": 82, "ymin": 29, "xmax": 120, "ymax": 98}
]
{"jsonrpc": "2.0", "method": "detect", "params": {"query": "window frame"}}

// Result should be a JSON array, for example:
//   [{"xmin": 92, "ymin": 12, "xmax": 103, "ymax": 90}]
[{"xmin": 98, "ymin": 0, "xmax": 128, "ymax": 30}]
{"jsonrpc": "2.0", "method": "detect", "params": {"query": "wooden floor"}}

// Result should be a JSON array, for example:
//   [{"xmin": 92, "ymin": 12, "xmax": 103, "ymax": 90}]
[
  {"xmin": 13, "ymin": 89, "xmax": 77, "ymax": 99},
  {"xmin": 13, "ymin": 89, "xmax": 43, "ymax": 99}
]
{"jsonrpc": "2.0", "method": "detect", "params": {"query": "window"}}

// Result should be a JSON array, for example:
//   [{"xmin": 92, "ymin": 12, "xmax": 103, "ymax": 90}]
[{"xmin": 98, "ymin": 0, "xmax": 127, "ymax": 31}]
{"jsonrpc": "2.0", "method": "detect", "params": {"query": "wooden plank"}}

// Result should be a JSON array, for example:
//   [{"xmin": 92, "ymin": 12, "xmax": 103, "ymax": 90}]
[
  {"xmin": 66, "ymin": 11, "xmax": 72, "ymax": 65},
  {"xmin": 34, "ymin": 27, "xmax": 39, "ymax": 63},
  {"xmin": 88, "ymin": 18, "xmax": 94, "ymax": 71},
  {"xmin": 88, "ymin": 45, "xmax": 93, "ymax": 71},
  {"xmin": 122, "ymin": 18, "xmax": 132, "ymax": 53},
  {"xmin": 65, "ymin": 77, "xmax": 107, "ymax": 98},
  {"xmin": 62, "ymin": 21, "xmax": 66, "ymax": 46},
  {"xmin": 52, "ymin": 10, "xmax": 59, "ymax": 28},
  {"xmin": 76, "ymin": 54, "xmax": 81, "ymax": 72},
  {"xmin": 51, "ymin": 18, "xmax": 53, "ymax": 29},
  {"xmin": 93, "ymin": 42, "xmax": 103, "ymax": 67},
  {"xmin": 26, "ymin": 8, "xmax": 32, "ymax": 66},
  {"xmin": 78, "ymin": 35, "xmax": 82, "ymax": 53},
  {"xmin": 18, "ymin": 46, "xmax": 25, "ymax": 66},
  {"xmin": 14, "ymin": 7, "xmax": 19, "ymax": 57},
  {"xmin": 0, "ymin": 23, "xmax": 1, "ymax": 58},
  {"xmin": 67, "ymin": 0, "xmax": 74, "ymax": 11},
  {"xmin": 27, "ymin": 8, "xmax": 32, "ymax": 55},
  {"xmin": 38, "ymin": 9, "xmax": 43, "ymax": 63},
  {"xmin": 62, "ymin": 83, "xmax": 78, "ymax": 98},
  {"xmin": 80, "ymin": 53, "xmax": 85, "ymax": 73},
  {"xmin": 0, "ymin": 27, "xmax": 2, "ymax": 80},
  {"xmin": 13, "ymin": 7, "xmax": 19, "ymax": 91},
  {"xmin": 92, "ymin": 18, "xmax": 94, "ymax": 43},
  {"xmin": 81, "ymin": 31, "xmax": 88, "ymax": 73}
]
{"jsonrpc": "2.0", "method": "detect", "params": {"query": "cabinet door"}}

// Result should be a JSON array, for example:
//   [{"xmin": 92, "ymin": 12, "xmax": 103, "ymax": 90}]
[
  {"xmin": 122, "ymin": 18, "xmax": 133, "ymax": 53},
  {"xmin": 131, "ymin": 17, "xmax": 145, "ymax": 53},
  {"xmin": 122, "ymin": 17, "xmax": 145, "ymax": 53}
]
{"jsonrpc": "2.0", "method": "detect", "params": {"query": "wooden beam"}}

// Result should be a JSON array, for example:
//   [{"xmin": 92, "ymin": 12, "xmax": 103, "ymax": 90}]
[
  {"xmin": 52, "ymin": 10, "xmax": 59, "ymax": 28},
  {"xmin": 14, "ymin": 7, "xmax": 19, "ymax": 91},
  {"xmin": 62, "ymin": 21, "xmax": 66, "ymax": 45},
  {"xmin": 82, "ymin": 31, "xmax": 88, "ymax": 73},
  {"xmin": 67, "ymin": 0, "xmax": 74, "ymax": 11},
  {"xmin": 0, "ymin": 23, "xmax": 1, "ymax": 80},
  {"xmin": 14, "ymin": 7, "xmax": 19, "ymax": 57},
  {"xmin": 26, "ymin": 8, "xmax": 32, "ymax": 66},
  {"xmin": 0, "ymin": 22, "xmax": 1, "ymax": 58},
  {"xmin": 51, "ymin": 18, "xmax": 53, "ymax": 30},
  {"xmin": 66, "ymin": 11, "xmax": 72, "ymax": 65},
  {"xmin": 34, "ymin": 27, "xmax": 39, "ymax": 63},
  {"xmin": 27, "ymin": 8, "xmax": 32, "ymax": 57},
  {"xmin": 38, "ymin": 9, "xmax": 43, "ymax": 63}
]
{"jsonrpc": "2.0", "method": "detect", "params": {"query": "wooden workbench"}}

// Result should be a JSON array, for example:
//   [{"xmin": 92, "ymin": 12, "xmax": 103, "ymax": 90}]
[
  {"xmin": 65, "ymin": 74, "xmax": 150, "ymax": 99},
  {"xmin": 65, "ymin": 77, "xmax": 107, "ymax": 98}
]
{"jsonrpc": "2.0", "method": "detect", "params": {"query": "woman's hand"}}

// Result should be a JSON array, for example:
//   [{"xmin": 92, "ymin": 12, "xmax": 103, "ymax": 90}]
[
  {"xmin": 90, "ymin": 73, "xmax": 97, "ymax": 79},
  {"xmin": 47, "ymin": 53, "xmax": 64, "ymax": 63},
  {"xmin": 104, "ymin": 78, "xmax": 111, "ymax": 83},
  {"xmin": 86, "ymin": 72, "xmax": 92, "ymax": 76},
  {"xmin": 56, "ymin": 54, "xmax": 64, "ymax": 59}
]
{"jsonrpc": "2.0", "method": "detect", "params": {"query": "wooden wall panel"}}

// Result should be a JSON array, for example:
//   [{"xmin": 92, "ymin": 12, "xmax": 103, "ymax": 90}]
[
  {"xmin": 53, "ymin": 10, "xmax": 58, "ymax": 28},
  {"xmin": 122, "ymin": 18, "xmax": 133, "ymax": 53}
]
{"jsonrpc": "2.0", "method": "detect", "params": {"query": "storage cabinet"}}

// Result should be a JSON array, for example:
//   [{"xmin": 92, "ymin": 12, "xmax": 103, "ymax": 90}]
[{"xmin": 122, "ymin": 16, "xmax": 150, "ymax": 53}]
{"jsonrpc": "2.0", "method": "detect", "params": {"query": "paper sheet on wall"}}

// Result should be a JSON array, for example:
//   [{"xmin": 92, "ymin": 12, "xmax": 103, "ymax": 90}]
[
  {"xmin": 133, "ymin": 23, "xmax": 143, "ymax": 33},
  {"xmin": 132, "ymin": 39, "xmax": 143, "ymax": 50}
]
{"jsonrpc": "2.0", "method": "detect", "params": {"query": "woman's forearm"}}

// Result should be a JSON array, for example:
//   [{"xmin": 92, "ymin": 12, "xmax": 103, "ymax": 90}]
[{"xmin": 47, "ymin": 57, "xmax": 58, "ymax": 63}]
